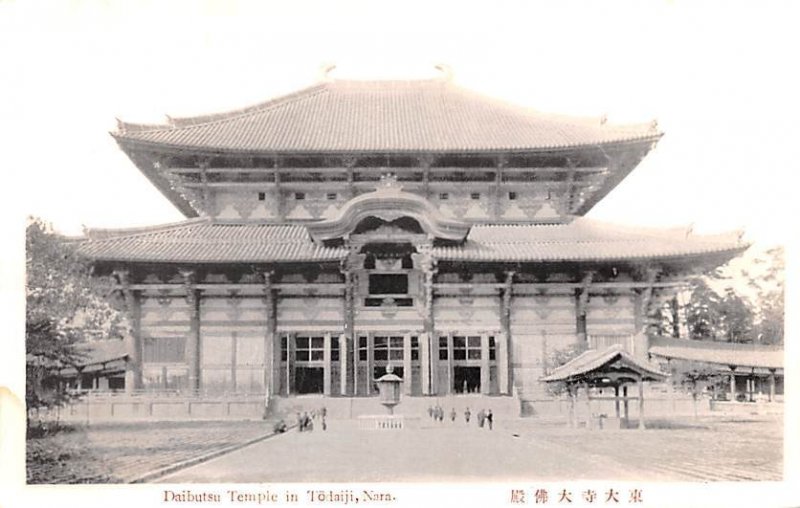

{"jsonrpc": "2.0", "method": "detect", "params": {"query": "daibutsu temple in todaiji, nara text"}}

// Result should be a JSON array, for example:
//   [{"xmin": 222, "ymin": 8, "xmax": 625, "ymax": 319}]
[{"xmin": 74, "ymin": 69, "xmax": 753, "ymax": 417}]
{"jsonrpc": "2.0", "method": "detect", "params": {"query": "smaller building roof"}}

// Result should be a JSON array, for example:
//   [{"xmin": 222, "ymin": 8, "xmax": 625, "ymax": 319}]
[
  {"xmin": 54, "ymin": 340, "xmax": 129, "ymax": 376},
  {"xmin": 541, "ymin": 345, "xmax": 667, "ymax": 384},
  {"xmin": 648, "ymin": 336, "xmax": 783, "ymax": 372}
]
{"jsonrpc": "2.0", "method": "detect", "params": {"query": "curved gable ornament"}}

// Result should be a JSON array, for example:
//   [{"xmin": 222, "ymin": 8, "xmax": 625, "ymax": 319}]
[{"xmin": 306, "ymin": 178, "xmax": 471, "ymax": 242}]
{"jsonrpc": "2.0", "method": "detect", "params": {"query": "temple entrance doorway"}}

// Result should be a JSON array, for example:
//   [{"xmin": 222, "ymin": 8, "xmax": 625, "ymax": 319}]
[
  {"xmin": 453, "ymin": 366, "xmax": 481, "ymax": 394},
  {"xmin": 295, "ymin": 367, "xmax": 324, "ymax": 394}
]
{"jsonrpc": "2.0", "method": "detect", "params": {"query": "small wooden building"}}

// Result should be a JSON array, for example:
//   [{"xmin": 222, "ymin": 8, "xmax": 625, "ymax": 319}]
[{"xmin": 77, "ymin": 73, "xmax": 746, "ymax": 410}]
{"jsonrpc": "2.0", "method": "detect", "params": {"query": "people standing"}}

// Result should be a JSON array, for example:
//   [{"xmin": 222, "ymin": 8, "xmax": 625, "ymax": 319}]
[
  {"xmin": 321, "ymin": 406, "xmax": 328, "ymax": 431},
  {"xmin": 450, "ymin": 408, "xmax": 456, "ymax": 422},
  {"xmin": 464, "ymin": 407, "xmax": 471, "ymax": 424},
  {"xmin": 477, "ymin": 409, "xmax": 485, "ymax": 428},
  {"xmin": 486, "ymin": 409, "xmax": 493, "ymax": 430}
]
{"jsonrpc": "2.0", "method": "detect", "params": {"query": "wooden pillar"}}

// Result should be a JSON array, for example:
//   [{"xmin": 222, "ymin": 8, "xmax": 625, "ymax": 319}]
[
  {"xmin": 339, "ymin": 334, "xmax": 348, "ymax": 396},
  {"xmin": 623, "ymin": 385, "xmax": 629, "ymax": 423},
  {"xmin": 729, "ymin": 367, "xmax": 737, "ymax": 401},
  {"xmin": 567, "ymin": 383, "xmax": 576, "ymax": 428},
  {"xmin": 614, "ymin": 385, "xmax": 621, "ymax": 418},
  {"xmin": 498, "ymin": 332, "xmax": 510, "ymax": 395},
  {"xmin": 420, "ymin": 332, "xmax": 431, "ymax": 395},
  {"xmin": 116, "ymin": 270, "xmax": 142, "ymax": 393},
  {"xmin": 263, "ymin": 271, "xmax": 279, "ymax": 398},
  {"xmin": 274, "ymin": 161, "xmax": 284, "ymax": 221},
  {"xmin": 500, "ymin": 271, "xmax": 513, "ymax": 395},
  {"xmin": 575, "ymin": 272, "xmax": 593, "ymax": 347},
  {"xmin": 286, "ymin": 332, "xmax": 296, "ymax": 395},
  {"xmin": 769, "ymin": 370, "xmax": 776, "ymax": 402},
  {"xmin": 480, "ymin": 334, "xmax": 490, "ymax": 395},
  {"xmin": 638, "ymin": 376, "xmax": 646, "ymax": 430},
  {"xmin": 421, "ymin": 157, "xmax": 431, "ymax": 199},
  {"xmin": 323, "ymin": 332, "xmax": 332, "ymax": 396},
  {"xmin": 420, "ymin": 244, "xmax": 437, "ymax": 395},
  {"xmin": 446, "ymin": 333, "xmax": 454, "ymax": 394},
  {"xmin": 182, "ymin": 269, "xmax": 201, "ymax": 394},
  {"xmin": 353, "ymin": 334, "xmax": 360, "ymax": 396},
  {"xmin": 403, "ymin": 333, "xmax": 412, "ymax": 395},
  {"xmin": 366, "ymin": 332, "xmax": 374, "ymax": 395},
  {"xmin": 493, "ymin": 157, "xmax": 505, "ymax": 218},
  {"xmin": 585, "ymin": 383, "xmax": 594, "ymax": 430},
  {"xmin": 341, "ymin": 254, "xmax": 357, "ymax": 396},
  {"xmin": 230, "ymin": 331, "xmax": 237, "ymax": 392},
  {"xmin": 428, "ymin": 333, "xmax": 439, "ymax": 395}
]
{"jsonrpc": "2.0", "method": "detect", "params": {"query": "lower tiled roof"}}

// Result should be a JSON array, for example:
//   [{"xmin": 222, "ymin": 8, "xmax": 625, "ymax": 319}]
[
  {"xmin": 433, "ymin": 218, "xmax": 746, "ymax": 262},
  {"xmin": 649, "ymin": 336, "xmax": 783, "ymax": 371},
  {"xmin": 79, "ymin": 219, "xmax": 348, "ymax": 263},
  {"xmin": 78, "ymin": 217, "xmax": 746, "ymax": 264}
]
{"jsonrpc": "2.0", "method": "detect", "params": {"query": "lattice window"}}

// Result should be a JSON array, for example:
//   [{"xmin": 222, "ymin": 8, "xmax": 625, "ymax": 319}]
[
  {"xmin": 439, "ymin": 336, "xmax": 449, "ymax": 360},
  {"xmin": 295, "ymin": 336, "xmax": 324, "ymax": 362},
  {"xmin": 372, "ymin": 336, "xmax": 405, "ymax": 361},
  {"xmin": 453, "ymin": 335, "xmax": 481, "ymax": 360}
]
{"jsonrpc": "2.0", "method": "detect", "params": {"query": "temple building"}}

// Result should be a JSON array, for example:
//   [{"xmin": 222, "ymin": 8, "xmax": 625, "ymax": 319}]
[{"xmin": 78, "ymin": 70, "xmax": 748, "ymax": 413}]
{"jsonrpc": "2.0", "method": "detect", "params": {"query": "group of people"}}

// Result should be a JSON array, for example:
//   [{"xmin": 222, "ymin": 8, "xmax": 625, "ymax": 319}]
[
  {"xmin": 427, "ymin": 405, "xmax": 494, "ymax": 430},
  {"xmin": 296, "ymin": 406, "xmax": 328, "ymax": 432}
]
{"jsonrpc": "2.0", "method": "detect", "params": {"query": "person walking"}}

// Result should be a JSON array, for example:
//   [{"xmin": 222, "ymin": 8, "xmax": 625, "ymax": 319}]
[
  {"xmin": 321, "ymin": 406, "xmax": 328, "ymax": 431},
  {"xmin": 477, "ymin": 409, "xmax": 485, "ymax": 428},
  {"xmin": 450, "ymin": 408, "xmax": 456, "ymax": 422},
  {"xmin": 464, "ymin": 407, "xmax": 471, "ymax": 424},
  {"xmin": 486, "ymin": 409, "xmax": 494, "ymax": 430},
  {"xmin": 296, "ymin": 412, "xmax": 304, "ymax": 432}
]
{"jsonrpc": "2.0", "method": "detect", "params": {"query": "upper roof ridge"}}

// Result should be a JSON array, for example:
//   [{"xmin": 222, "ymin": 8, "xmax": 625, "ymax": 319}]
[{"xmin": 116, "ymin": 83, "xmax": 330, "ymax": 134}]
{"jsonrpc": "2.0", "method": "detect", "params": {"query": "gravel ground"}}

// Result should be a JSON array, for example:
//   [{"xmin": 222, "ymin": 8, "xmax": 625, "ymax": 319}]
[{"xmin": 27, "ymin": 420, "xmax": 279, "ymax": 484}]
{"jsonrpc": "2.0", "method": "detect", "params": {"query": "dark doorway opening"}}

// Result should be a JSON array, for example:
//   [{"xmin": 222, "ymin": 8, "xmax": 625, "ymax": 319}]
[
  {"xmin": 295, "ymin": 367, "xmax": 324, "ymax": 394},
  {"xmin": 454, "ymin": 366, "xmax": 481, "ymax": 394}
]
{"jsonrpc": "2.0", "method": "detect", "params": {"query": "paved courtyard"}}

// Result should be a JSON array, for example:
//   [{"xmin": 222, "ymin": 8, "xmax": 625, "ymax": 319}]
[{"xmin": 157, "ymin": 415, "xmax": 782, "ymax": 483}]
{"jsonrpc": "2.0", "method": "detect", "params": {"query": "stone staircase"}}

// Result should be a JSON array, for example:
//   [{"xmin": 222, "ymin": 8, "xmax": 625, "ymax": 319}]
[{"xmin": 268, "ymin": 394, "xmax": 520, "ymax": 420}]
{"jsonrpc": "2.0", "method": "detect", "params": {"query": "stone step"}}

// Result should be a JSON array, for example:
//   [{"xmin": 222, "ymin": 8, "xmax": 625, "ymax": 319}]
[{"xmin": 268, "ymin": 394, "xmax": 520, "ymax": 420}]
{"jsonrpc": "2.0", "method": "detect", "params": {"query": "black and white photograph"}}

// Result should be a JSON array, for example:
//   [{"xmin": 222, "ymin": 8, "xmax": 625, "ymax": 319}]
[{"xmin": 1, "ymin": 1, "xmax": 796, "ymax": 507}]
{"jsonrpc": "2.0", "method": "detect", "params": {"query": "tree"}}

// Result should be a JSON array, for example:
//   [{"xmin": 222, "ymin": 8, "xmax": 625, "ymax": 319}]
[
  {"xmin": 26, "ymin": 217, "xmax": 127, "ymax": 421},
  {"xmin": 544, "ymin": 342, "xmax": 588, "ymax": 397},
  {"xmin": 667, "ymin": 360, "xmax": 722, "ymax": 419},
  {"xmin": 678, "ymin": 278, "xmax": 755, "ymax": 343},
  {"xmin": 744, "ymin": 246, "xmax": 784, "ymax": 345}
]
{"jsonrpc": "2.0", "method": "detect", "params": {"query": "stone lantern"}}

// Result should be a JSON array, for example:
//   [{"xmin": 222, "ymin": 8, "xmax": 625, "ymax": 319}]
[{"xmin": 375, "ymin": 365, "xmax": 403, "ymax": 415}]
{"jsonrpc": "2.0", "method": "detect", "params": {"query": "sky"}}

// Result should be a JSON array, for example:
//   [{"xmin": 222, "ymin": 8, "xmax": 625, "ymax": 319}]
[{"xmin": 1, "ymin": 0, "xmax": 797, "ymax": 247}]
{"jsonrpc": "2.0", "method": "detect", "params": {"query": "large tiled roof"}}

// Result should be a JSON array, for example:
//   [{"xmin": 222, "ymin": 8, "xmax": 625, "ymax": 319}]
[
  {"xmin": 541, "ymin": 345, "xmax": 667, "ymax": 383},
  {"xmin": 78, "ymin": 217, "xmax": 746, "ymax": 264},
  {"xmin": 113, "ymin": 79, "xmax": 661, "ymax": 153},
  {"xmin": 649, "ymin": 336, "xmax": 783, "ymax": 372}
]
